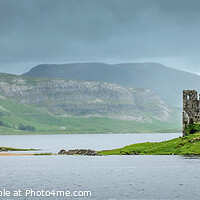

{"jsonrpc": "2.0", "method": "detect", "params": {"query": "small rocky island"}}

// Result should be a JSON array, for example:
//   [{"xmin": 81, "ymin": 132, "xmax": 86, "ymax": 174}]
[
  {"xmin": 58, "ymin": 149, "xmax": 98, "ymax": 156},
  {"xmin": 58, "ymin": 149, "xmax": 99, "ymax": 156}
]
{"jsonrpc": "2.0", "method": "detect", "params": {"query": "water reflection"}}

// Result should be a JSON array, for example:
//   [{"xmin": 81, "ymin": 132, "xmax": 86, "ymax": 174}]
[{"xmin": 181, "ymin": 155, "xmax": 200, "ymax": 159}]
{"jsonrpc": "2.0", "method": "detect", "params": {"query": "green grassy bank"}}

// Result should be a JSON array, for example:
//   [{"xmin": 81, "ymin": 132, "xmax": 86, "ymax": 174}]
[{"xmin": 99, "ymin": 132, "xmax": 200, "ymax": 155}]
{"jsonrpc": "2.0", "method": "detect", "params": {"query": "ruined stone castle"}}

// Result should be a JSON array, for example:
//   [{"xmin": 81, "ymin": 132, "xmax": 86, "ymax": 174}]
[{"xmin": 183, "ymin": 89, "xmax": 200, "ymax": 136}]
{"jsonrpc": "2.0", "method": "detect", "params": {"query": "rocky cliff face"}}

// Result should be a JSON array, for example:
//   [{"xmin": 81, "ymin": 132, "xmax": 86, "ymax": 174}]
[
  {"xmin": 0, "ymin": 73, "xmax": 177, "ymax": 122},
  {"xmin": 23, "ymin": 62, "xmax": 200, "ymax": 108}
]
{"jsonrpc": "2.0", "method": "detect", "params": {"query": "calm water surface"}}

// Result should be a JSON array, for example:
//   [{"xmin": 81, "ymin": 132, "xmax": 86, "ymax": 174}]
[
  {"xmin": 0, "ymin": 133, "xmax": 181, "ymax": 153},
  {"xmin": 1, "ymin": 133, "xmax": 200, "ymax": 200}
]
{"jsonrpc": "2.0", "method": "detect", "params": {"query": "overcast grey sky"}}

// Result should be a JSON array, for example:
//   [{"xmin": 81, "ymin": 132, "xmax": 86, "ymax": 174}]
[{"xmin": 0, "ymin": 0, "xmax": 200, "ymax": 74}]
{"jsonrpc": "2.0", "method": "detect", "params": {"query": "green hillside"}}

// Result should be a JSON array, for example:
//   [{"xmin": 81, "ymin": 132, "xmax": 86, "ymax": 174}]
[
  {"xmin": 0, "ymin": 96, "xmax": 63, "ymax": 133},
  {"xmin": 0, "ymin": 96, "xmax": 180, "ymax": 134}
]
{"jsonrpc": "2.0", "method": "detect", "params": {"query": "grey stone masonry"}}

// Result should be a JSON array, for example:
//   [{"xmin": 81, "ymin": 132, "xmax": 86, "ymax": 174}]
[{"xmin": 183, "ymin": 89, "xmax": 200, "ymax": 136}]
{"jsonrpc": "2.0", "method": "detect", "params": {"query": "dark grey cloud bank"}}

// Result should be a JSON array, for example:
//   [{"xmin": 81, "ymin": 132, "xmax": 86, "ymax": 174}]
[{"xmin": 0, "ymin": 0, "xmax": 200, "ymax": 74}]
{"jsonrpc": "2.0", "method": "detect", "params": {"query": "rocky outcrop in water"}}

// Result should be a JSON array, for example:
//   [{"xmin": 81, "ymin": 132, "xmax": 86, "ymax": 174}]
[{"xmin": 58, "ymin": 149, "xmax": 98, "ymax": 156}]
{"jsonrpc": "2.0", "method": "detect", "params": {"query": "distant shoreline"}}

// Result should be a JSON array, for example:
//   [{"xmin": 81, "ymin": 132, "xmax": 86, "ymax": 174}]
[{"xmin": 0, "ymin": 131, "xmax": 181, "ymax": 135}]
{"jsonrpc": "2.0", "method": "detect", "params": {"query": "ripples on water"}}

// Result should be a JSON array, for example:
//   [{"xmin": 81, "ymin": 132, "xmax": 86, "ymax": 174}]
[
  {"xmin": 1, "ymin": 155, "xmax": 200, "ymax": 200},
  {"xmin": 1, "ymin": 133, "xmax": 200, "ymax": 200}
]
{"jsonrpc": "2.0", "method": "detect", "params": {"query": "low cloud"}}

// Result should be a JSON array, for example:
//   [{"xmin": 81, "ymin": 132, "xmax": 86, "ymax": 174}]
[{"xmin": 0, "ymin": 0, "xmax": 200, "ymax": 74}]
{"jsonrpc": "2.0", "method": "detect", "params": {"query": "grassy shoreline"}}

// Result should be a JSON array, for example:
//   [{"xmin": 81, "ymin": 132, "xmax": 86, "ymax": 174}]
[
  {"xmin": 0, "ymin": 147, "xmax": 37, "ymax": 152},
  {"xmin": 98, "ymin": 133, "xmax": 200, "ymax": 155}
]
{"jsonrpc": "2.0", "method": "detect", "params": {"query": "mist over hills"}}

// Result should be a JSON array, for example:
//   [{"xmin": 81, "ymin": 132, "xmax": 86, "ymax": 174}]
[
  {"xmin": 23, "ymin": 62, "xmax": 200, "ymax": 108},
  {"xmin": 0, "ymin": 73, "xmax": 180, "ymax": 133}
]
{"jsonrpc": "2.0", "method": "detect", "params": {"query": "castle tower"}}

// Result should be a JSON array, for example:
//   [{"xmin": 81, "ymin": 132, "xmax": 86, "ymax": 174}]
[{"xmin": 182, "ymin": 89, "xmax": 199, "ymax": 136}]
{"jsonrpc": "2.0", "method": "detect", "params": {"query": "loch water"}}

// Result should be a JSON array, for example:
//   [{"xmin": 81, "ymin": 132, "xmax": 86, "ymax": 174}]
[{"xmin": 1, "ymin": 133, "xmax": 200, "ymax": 200}]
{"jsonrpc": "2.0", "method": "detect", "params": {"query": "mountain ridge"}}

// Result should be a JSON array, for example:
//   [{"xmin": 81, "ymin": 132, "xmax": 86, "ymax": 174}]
[{"xmin": 23, "ymin": 62, "xmax": 200, "ymax": 107}]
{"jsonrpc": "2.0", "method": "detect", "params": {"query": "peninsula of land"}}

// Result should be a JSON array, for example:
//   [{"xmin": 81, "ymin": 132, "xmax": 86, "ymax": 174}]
[
  {"xmin": 0, "ymin": 147, "xmax": 37, "ymax": 156},
  {"xmin": 98, "ymin": 133, "xmax": 200, "ymax": 155}
]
